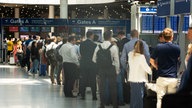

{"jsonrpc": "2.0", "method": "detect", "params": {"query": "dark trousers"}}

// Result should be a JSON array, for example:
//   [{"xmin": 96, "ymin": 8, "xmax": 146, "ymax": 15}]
[
  {"xmin": 50, "ymin": 64, "xmax": 56, "ymax": 83},
  {"xmin": 98, "ymin": 69, "xmax": 118, "ymax": 107},
  {"xmin": 130, "ymin": 82, "xmax": 145, "ymax": 108},
  {"xmin": 26, "ymin": 56, "xmax": 30, "ymax": 71},
  {"xmin": 80, "ymin": 67, "xmax": 97, "ymax": 98},
  {"xmin": 63, "ymin": 62, "xmax": 77, "ymax": 97},
  {"xmin": 56, "ymin": 63, "xmax": 63, "ymax": 84}
]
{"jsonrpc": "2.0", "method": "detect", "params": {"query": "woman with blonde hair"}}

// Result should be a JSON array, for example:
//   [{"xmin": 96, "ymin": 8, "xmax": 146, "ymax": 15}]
[{"xmin": 128, "ymin": 40, "xmax": 152, "ymax": 108}]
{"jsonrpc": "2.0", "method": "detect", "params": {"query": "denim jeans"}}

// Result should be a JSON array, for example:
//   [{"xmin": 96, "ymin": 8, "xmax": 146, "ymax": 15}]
[
  {"xmin": 117, "ymin": 72, "xmax": 124, "ymax": 104},
  {"xmin": 40, "ymin": 64, "xmax": 46, "ymax": 76},
  {"xmin": 31, "ymin": 59, "xmax": 39, "ymax": 74},
  {"xmin": 130, "ymin": 82, "xmax": 145, "ymax": 108}
]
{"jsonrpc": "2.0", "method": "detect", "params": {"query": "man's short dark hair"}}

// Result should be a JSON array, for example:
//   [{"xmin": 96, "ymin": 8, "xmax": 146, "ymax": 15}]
[
  {"xmin": 118, "ymin": 31, "xmax": 125, "ymax": 35},
  {"xmin": 86, "ymin": 31, "xmax": 94, "ymax": 38},
  {"xmin": 130, "ymin": 29, "xmax": 139, "ymax": 38},
  {"xmin": 68, "ymin": 36, "xmax": 76, "ymax": 42},
  {"xmin": 104, "ymin": 30, "xmax": 112, "ymax": 40}
]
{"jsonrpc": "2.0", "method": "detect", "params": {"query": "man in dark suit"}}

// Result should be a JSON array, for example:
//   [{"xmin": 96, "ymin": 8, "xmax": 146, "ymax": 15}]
[{"xmin": 79, "ymin": 31, "xmax": 97, "ymax": 100}]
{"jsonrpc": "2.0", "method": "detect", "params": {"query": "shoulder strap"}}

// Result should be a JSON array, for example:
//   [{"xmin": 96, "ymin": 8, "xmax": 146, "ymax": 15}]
[
  {"xmin": 99, "ymin": 45, "xmax": 103, "ymax": 50},
  {"xmin": 107, "ymin": 44, "xmax": 113, "ymax": 50}
]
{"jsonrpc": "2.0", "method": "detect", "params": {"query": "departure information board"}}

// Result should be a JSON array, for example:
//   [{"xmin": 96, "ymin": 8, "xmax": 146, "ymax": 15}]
[
  {"xmin": 183, "ymin": 15, "xmax": 189, "ymax": 33},
  {"xmin": 141, "ymin": 14, "xmax": 153, "ymax": 33},
  {"xmin": 170, "ymin": 16, "xmax": 178, "ymax": 33},
  {"xmin": 154, "ymin": 15, "xmax": 166, "ymax": 33},
  {"xmin": 141, "ymin": 14, "xmax": 166, "ymax": 33}
]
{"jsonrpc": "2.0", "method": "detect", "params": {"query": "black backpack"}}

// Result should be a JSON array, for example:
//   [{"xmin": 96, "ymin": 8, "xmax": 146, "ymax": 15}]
[
  {"xmin": 46, "ymin": 45, "xmax": 57, "ymax": 64},
  {"xmin": 55, "ymin": 44, "xmax": 63, "ymax": 63},
  {"xmin": 96, "ymin": 44, "xmax": 113, "ymax": 69}
]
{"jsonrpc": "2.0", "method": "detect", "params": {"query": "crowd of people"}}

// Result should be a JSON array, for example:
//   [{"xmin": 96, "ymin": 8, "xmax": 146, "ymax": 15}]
[{"xmin": 4, "ymin": 27, "xmax": 192, "ymax": 108}]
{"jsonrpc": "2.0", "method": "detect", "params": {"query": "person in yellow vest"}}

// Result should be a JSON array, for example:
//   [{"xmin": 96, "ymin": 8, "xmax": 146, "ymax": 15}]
[{"xmin": 7, "ymin": 37, "xmax": 13, "ymax": 62}]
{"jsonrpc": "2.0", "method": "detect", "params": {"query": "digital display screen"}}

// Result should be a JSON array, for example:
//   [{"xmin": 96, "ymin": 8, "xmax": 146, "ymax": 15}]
[
  {"xmin": 170, "ymin": 16, "xmax": 179, "ymax": 33},
  {"xmin": 72, "ymin": 27, "xmax": 81, "ymax": 35},
  {"xmin": 154, "ymin": 15, "xmax": 166, "ymax": 33},
  {"xmin": 41, "ymin": 27, "xmax": 51, "ymax": 32},
  {"xmin": 183, "ymin": 15, "xmax": 189, "ymax": 33},
  {"xmin": 88, "ymin": 29, "xmax": 102, "ymax": 42},
  {"xmin": 9, "ymin": 26, "xmax": 18, "ymax": 32},
  {"xmin": 20, "ymin": 27, "xmax": 29, "ymax": 32},
  {"xmin": 141, "ymin": 14, "xmax": 153, "ymax": 33},
  {"xmin": 30, "ymin": 27, "xmax": 40, "ymax": 32}
]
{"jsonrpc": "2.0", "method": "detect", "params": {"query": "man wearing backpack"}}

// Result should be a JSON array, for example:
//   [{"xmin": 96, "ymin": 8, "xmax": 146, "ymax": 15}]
[
  {"xmin": 46, "ymin": 37, "xmax": 58, "ymax": 84},
  {"xmin": 92, "ymin": 30, "xmax": 120, "ymax": 108}
]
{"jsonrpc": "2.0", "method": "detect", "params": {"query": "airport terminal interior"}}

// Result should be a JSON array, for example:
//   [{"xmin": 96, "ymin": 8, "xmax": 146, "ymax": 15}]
[{"xmin": 0, "ymin": 0, "xmax": 192, "ymax": 108}]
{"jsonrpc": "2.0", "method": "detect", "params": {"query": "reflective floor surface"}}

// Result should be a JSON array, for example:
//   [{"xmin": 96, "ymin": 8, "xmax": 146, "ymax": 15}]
[{"xmin": 0, "ymin": 64, "xmax": 129, "ymax": 108}]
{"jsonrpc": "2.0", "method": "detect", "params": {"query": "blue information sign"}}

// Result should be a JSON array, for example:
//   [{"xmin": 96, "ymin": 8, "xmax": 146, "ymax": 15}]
[
  {"xmin": 157, "ymin": 0, "xmax": 171, "ymax": 16},
  {"xmin": 174, "ymin": 0, "xmax": 190, "ymax": 15},
  {"xmin": 2, "ymin": 18, "xmax": 68, "ymax": 26},
  {"xmin": 68, "ymin": 19, "xmax": 127, "ymax": 27},
  {"xmin": 140, "ymin": 7, "xmax": 157, "ymax": 13}
]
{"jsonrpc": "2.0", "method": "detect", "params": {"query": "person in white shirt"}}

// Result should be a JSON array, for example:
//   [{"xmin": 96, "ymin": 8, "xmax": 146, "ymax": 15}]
[
  {"xmin": 128, "ymin": 40, "xmax": 152, "ymax": 108},
  {"xmin": 92, "ymin": 30, "xmax": 119, "ymax": 108},
  {"xmin": 59, "ymin": 36, "xmax": 79, "ymax": 97}
]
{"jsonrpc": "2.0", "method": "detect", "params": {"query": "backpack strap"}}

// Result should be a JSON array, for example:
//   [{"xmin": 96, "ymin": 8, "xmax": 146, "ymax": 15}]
[
  {"xmin": 107, "ymin": 44, "xmax": 113, "ymax": 50},
  {"xmin": 99, "ymin": 45, "xmax": 103, "ymax": 50}
]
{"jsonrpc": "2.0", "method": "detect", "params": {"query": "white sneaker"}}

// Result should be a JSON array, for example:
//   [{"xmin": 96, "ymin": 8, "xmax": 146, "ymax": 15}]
[{"xmin": 28, "ymin": 72, "xmax": 33, "ymax": 76}]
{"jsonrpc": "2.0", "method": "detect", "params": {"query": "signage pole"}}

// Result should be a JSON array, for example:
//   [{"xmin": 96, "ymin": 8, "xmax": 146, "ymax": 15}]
[
  {"xmin": 166, "ymin": 16, "xmax": 171, "ymax": 28},
  {"xmin": 178, "ymin": 14, "xmax": 186, "ymax": 73},
  {"xmin": 170, "ymin": 0, "xmax": 174, "ymax": 16}
]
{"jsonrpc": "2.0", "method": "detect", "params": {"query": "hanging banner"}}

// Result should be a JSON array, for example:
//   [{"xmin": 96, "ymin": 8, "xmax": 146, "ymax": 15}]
[
  {"xmin": 157, "ymin": 0, "xmax": 171, "ymax": 16},
  {"xmin": 174, "ymin": 0, "xmax": 190, "ymax": 15}
]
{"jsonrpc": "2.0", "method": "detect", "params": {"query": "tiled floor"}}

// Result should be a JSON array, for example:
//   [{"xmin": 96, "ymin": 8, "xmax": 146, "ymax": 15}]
[{"xmin": 0, "ymin": 64, "xmax": 129, "ymax": 108}]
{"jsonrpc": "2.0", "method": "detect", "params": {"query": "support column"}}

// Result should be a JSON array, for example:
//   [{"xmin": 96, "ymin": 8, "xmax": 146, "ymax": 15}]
[
  {"xmin": 104, "ymin": 9, "xmax": 108, "ymax": 19},
  {"xmin": 49, "ymin": 6, "xmax": 55, "ymax": 37},
  {"xmin": 60, "ymin": 0, "xmax": 68, "ymax": 19},
  {"xmin": 14, "ymin": 8, "xmax": 20, "ymax": 38},
  {"xmin": 71, "ymin": 10, "xmax": 76, "ymax": 19}
]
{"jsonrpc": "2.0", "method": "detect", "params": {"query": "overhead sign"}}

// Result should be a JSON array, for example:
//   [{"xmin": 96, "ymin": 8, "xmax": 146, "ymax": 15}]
[
  {"xmin": 139, "ymin": 7, "xmax": 157, "ymax": 13},
  {"xmin": 1, "ymin": 18, "xmax": 129, "ymax": 27},
  {"xmin": 2, "ymin": 18, "xmax": 68, "ymax": 26},
  {"xmin": 174, "ymin": 0, "xmax": 190, "ymax": 15},
  {"xmin": 0, "ymin": 0, "xmax": 115, "ymax": 5},
  {"xmin": 157, "ymin": 0, "xmax": 171, "ymax": 16},
  {"xmin": 68, "ymin": 19, "xmax": 127, "ymax": 27}
]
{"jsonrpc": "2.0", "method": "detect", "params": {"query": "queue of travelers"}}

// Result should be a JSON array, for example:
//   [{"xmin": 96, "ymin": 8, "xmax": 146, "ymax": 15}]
[{"xmin": 4, "ymin": 27, "xmax": 192, "ymax": 108}]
